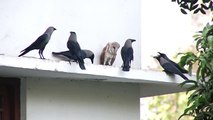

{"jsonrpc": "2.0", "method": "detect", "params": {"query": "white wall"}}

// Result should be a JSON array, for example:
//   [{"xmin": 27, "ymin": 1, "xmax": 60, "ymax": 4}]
[
  {"xmin": 0, "ymin": 0, "xmax": 141, "ymax": 68},
  {"xmin": 25, "ymin": 78, "xmax": 140, "ymax": 120},
  {"xmin": 141, "ymin": 1, "xmax": 194, "ymax": 69}
]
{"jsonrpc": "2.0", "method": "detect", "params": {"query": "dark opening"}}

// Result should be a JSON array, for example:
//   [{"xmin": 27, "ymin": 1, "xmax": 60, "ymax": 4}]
[{"xmin": 0, "ymin": 77, "xmax": 20, "ymax": 120}]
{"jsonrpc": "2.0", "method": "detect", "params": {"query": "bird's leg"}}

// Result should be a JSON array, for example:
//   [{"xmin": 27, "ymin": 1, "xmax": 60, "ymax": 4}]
[
  {"xmin": 103, "ymin": 56, "xmax": 106, "ymax": 65},
  {"xmin": 39, "ymin": 50, "xmax": 45, "ymax": 59},
  {"xmin": 108, "ymin": 59, "xmax": 112, "ymax": 66},
  {"xmin": 68, "ymin": 60, "xmax": 72, "ymax": 65},
  {"xmin": 39, "ymin": 50, "xmax": 43, "ymax": 59},
  {"xmin": 41, "ymin": 54, "xmax": 45, "ymax": 59},
  {"xmin": 105, "ymin": 58, "xmax": 112, "ymax": 66}
]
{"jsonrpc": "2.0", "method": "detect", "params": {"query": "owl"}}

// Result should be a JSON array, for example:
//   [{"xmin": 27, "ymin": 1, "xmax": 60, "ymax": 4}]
[{"xmin": 100, "ymin": 42, "xmax": 120, "ymax": 66}]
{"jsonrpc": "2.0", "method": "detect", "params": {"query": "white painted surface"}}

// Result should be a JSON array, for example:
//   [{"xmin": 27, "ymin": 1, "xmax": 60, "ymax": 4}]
[
  {"xmin": 25, "ymin": 78, "xmax": 140, "ymax": 120},
  {"xmin": 0, "ymin": 55, "xmax": 194, "ymax": 97},
  {"xmin": 0, "ymin": 0, "xmax": 141, "ymax": 68}
]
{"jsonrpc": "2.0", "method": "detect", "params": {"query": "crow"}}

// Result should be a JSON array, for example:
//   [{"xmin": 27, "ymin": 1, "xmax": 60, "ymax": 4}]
[
  {"xmin": 52, "ymin": 49, "xmax": 94, "ymax": 64},
  {"xmin": 121, "ymin": 39, "xmax": 136, "ymax": 71},
  {"xmin": 18, "ymin": 26, "xmax": 56, "ymax": 59},
  {"xmin": 67, "ymin": 31, "xmax": 86, "ymax": 70},
  {"xmin": 154, "ymin": 53, "xmax": 189, "ymax": 80},
  {"xmin": 158, "ymin": 52, "xmax": 188, "ymax": 73}
]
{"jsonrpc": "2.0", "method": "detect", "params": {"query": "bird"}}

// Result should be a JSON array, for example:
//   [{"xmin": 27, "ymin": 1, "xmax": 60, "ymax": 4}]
[
  {"xmin": 83, "ymin": 50, "xmax": 95, "ymax": 64},
  {"xmin": 100, "ymin": 42, "xmax": 120, "ymax": 66},
  {"xmin": 67, "ymin": 31, "xmax": 86, "ymax": 70},
  {"xmin": 52, "ymin": 49, "xmax": 94, "ymax": 64},
  {"xmin": 121, "ymin": 39, "xmax": 136, "ymax": 71},
  {"xmin": 18, "ymin": 26, "xmax": 56, "ymax": 59},
  {"xmin": 153, "ymin": 53, "xmax": 189, "ymax": 80},
  {"xmin": 157, "ymin": 52, "xmax": 188, "ymax": 73}
]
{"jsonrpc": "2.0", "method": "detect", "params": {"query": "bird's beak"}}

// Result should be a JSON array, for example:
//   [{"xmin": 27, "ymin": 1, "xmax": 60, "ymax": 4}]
[
  {"xmin": 131, "ymin": 39, "xmax": 136, "ymax": 42},
  {"xmin": 157, "ymin": 52, "xmax": 163, "ymax": 55},
  {"xmin": 70, "ymin": 31, "xmax": 76, "ymax": 34},
  {"xmin": 91, "ymin": 58, "xmax": 94, "ymax": 64},
  {"xmin": 91, "ymin": 57, "xmax": 94, "ymax": 64},
  {"xmin": 54, "ymin": 28, "xmax": 56, "ymax": 30},
  {"xmin": 153, "ymin": 55, "xmax": 159, "ymax": 59}
]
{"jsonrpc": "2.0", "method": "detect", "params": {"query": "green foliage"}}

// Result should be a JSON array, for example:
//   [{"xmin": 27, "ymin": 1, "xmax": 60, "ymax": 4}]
[
  {"xmin": 178, "ymin": 23, "xmax": 213, "ymax": 120},
  {"xmin": 172, "ymin": 0, "xmax": 213, "ymax": 14},
  {"xmin": 146, "ymin": 92, "xmax": 193, "ymax": 120}
]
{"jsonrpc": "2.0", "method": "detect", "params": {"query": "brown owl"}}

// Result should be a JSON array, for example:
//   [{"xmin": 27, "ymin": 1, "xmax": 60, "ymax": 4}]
[{"xmin": 100, "ymin": 42, "xmax": 120, "ymax": 66}]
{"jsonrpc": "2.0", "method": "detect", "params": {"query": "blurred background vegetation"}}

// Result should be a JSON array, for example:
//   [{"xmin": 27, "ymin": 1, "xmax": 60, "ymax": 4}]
[
  {"xmin": 140, "ymin": 1, "xmax": 213, "ymax": 119},
  {"xmin": 141, "ymin": 92, "xmax": 193, "ymax": 120},
  {"xmin": 140, "ymin": 44, "xmax": 197, "ymax": 120},
  {"xmin": 141, "ymin": 44, "xmax": 198, "ymax": 120}
]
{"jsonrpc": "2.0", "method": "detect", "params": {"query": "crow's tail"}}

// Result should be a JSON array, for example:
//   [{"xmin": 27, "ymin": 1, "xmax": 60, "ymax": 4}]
[
  {"xmin": 52, "ymin": 52, "xmax": 60, "ymax": 55},
  {"xmin": 180, "ymin": 73, "xmax": 189, "ymax": 80},
  {"xmin": 79, "ymin": 61, "xmax": 86, "ymax": 70},
  {"xmin": 77, "ymin": 51, "xmax": 86, "ymax": 70},
  {"xmin": 122, "ymin": 60, "xmax": 130, "ymax": 71},
  {"xmin": 18, "ymin": 49, "xmax": 30, "ymax": 57}
]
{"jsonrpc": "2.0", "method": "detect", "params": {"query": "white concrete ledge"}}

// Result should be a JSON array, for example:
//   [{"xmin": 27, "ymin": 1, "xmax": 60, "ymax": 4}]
[{"xmin": 0, "ymin": 55, "xmax": 195, "ymax": 97}]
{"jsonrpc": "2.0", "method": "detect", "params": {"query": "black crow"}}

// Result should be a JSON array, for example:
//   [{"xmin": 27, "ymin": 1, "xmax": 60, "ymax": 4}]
[
  {"xmin": 67, "ymin": 31, "xmax": 86, "ymax": 70},
  {"xmin": 158, "ymin": 52, "xmax": 188, "ymax": 73},
  {"xmin": 121, "ymin": 39, "xmax": 136, "ymax": 71},
  {"xmin": 154, "ymin": 53, "xmax": 189, "ymax": 80},
  {"xmin": 52, "ymin": 49, "xmax": 94, "ymax": 64},
  {"xmin": 18, "ymin": 26, "xmax": 56, "ymax": 59}
]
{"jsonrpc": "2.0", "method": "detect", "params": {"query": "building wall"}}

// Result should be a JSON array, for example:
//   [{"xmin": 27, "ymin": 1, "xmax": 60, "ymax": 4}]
[
  {"xmin": 0, "ymin": 0, "xmax": 141, "ymax": 119},
  {"xmin": 24, "ymin": 78, "xmax": 140, "ymax": 120},
  {"xmin": 0, "ymin": 0, "xmax": 141, "ymax": 69}
]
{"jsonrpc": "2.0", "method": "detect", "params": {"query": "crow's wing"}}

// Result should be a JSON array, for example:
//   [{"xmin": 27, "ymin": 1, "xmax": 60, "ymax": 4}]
[
  {"xmin": 67, "ymin": 40, "xmax": 81, "ymax": 53},
  {"xmin": 52, "ymin": 51, "xmax": 77, "ymax": 60},
  {"xmin": 161, "ymin": 60, "xmax": 188, "ymax": 80},
  {"xmin": 169, "ymin": 60, "xmax": 188, "ymax": 73},
  {"xmin": 121, "ymin": 47, "xmax": 133, "ymax": 62},
  {"xmin": 24, "ymin": 34, "xmax": 48, "ymax": 51}
]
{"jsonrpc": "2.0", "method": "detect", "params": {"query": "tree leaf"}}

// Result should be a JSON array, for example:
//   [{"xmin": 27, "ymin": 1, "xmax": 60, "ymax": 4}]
[
  {"xmin": 203, "ymin": 0, "xmax": 211, "ymax": 3},
  {"xmin": 177, "ymin": 0, "xmax": 182, "ymax": 4},
  {"xmin": 180, "ymin": 3, "xmax": 189, "ymax": 9},
  {"xmin": 188, "ymin": 63, "xmax": 193, "ymax": 76},
  {"xmin": 181, "ymin": 8, "xmax": 187, "ymax": 14},
  {"xmin": 196, "ymin": 66, "xmax": 201, "ymax": 81},
  {"xmin": 178, "ymin": 113, "xmax": 193, "ymax": 120},
  {"xmin": 190, "ymin": 4, "xmax": 199, "ymax": 11},
  {"xmin": 186, "ymin": 56, "xmax": 195, "ymax": 64},
  {"xmin": 209, "ymin": 1, "xmax": 213, "ymax": 9},
  {"xmin": 200, "ymin": 8, "xmax": 206, "ymax": 14},
  {"xmin": 179, "ymin": 80, "xmax": 197, "ymax": 88},
  {"xmin": 185, "ymin": 104, "xmax": 197, "ymax": 114},
  {"xmin": 201, "ymin": 4, "xmax": 209, "ymax": 10},
  {"xmin": 186, "ymin": 84, "xmax": 198, "ymax": 94},
  {"xmin": 193, "ymin": 8, "xmax": 200, "ymax": 14},
  {"xmin": 191, "ymin": 0, "xmax": 199, "ymax": 4},
  {"xmin": 206, "ymin": 112, "xmax": 213, "ymax": 117},
  {"xmin": 188, "ymin": 89, "xmax": 202, "ymax": 106},
  {"xmin": 193, "ymin": 34, "xmax": 201, "ymax": 38}
]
